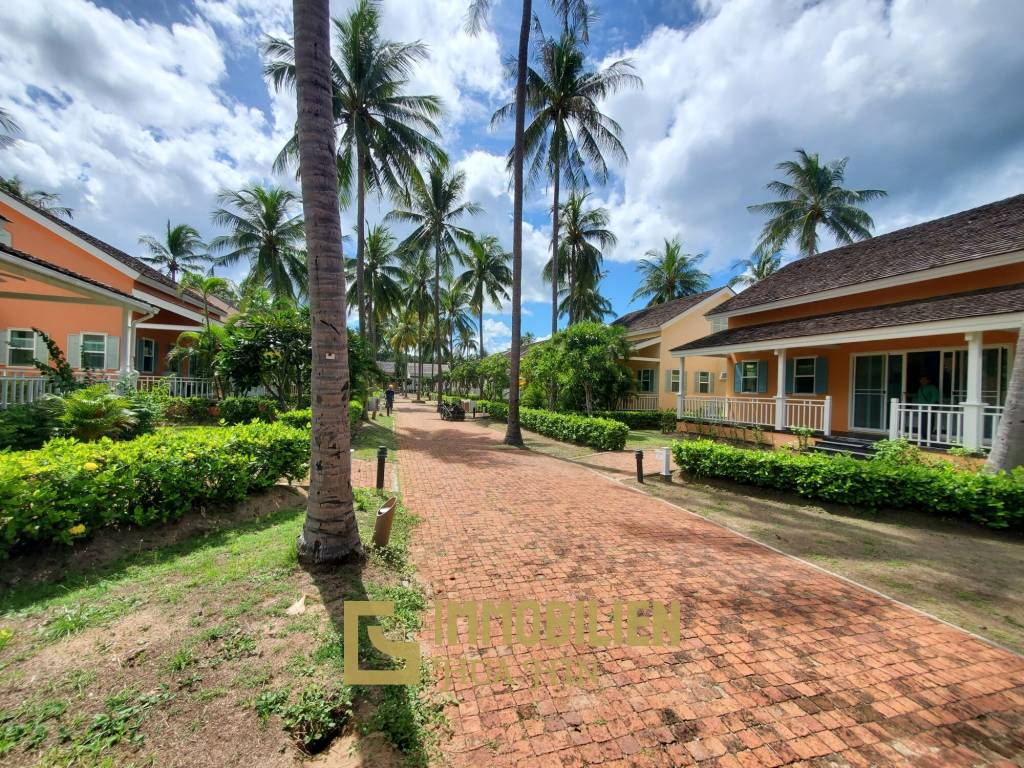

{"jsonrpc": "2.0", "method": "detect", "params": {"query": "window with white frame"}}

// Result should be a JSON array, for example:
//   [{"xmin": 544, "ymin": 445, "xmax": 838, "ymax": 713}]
[
  {"xmin": 740, "ymin": 360, "xmax": 759, "ymax": 393},
  {"xmin": 139, "ymin": 338, "xmax": 156, "ymax": 373},
  {"xmin": 793, "ymin": 357, "xmax": 816, "ymax": 394},
  {"xmin": 710, "ymin": 316, "xmax": 728, "ymax": 333},
  {"xmin": 669, "ymin": 370, "xmax": 681, "ymax": 393},
  {"xmin": 697, "ymin": 371, "xmax": 712, "ymax": 393},
  {"xmin": 637, "ymin": 368, "xmax": 655, "ymax": 393},
  {"xmin": 7, "ymin": 329, "xmax": 36, "ymax": 366},
  {"xmin": 81, "ymin": 333, "xmax": 106, "ymax": 369}
]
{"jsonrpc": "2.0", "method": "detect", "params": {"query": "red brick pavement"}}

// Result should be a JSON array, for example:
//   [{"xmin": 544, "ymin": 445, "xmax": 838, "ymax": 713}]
[{"xmin": 395, "ymin": 401, "xmax": 1024, "ymax": 767}]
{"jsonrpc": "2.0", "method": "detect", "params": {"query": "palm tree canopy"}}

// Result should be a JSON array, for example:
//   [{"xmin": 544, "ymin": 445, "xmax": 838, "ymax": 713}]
[
  {"xmin": 494, "ymin": 28, "xmax": 640, "ymax": 192},
  {"xmin": 542, "ymin": 191, "xmax": 615, "ymax": 287},
  {"xmin": 729, "ymin": 251, "xmax": 782, "ymax": 289},
  {"xmin": 441, "ymin": 284, "xmax": 475, "ymax": 353},
  {"xmin": 263, "ymin": 0, "xmax": 445, "ymax": 202},
  {"xmin": 138, "ymin": 221, "xmax": 207, "ymax": 281},
  {"xmin": 630, "ymin": 237, "xmax": 710, "ymax": 307},
  {"xmin": 559, "ymin": 269, "xmax": 613, "ymax": 322},
  {"xmin": 0, "ymin": 175, "xmax": 73, "ymax": 220},
  {"xmin": 209, "ymin": 185, "xmax": 307, "ymax": 302},
  {"xmin": 748, "ymin": 148, "xmax": 887, "ymax": 258},
  {"xmin": 0, "ymin": 107, "xmax": 20, "ymax": 149},
  {"xmin": 455, "ymin": 235, "xmax": 511, "ymax": 314}
]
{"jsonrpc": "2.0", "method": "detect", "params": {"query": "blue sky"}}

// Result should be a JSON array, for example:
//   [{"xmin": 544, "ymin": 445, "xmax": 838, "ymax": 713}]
[{"xmin": 1, "ymin": 0, "xmax": 1023, "ymax": 350}]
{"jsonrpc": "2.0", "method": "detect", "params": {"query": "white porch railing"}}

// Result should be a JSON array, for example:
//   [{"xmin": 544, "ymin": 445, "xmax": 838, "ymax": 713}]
[
  {"xmin": 676, "ymin": 395, "xmax": 831, "ymax": 434},
  {"xmin": 983, "ymin": 405, "xmax": 1005, "ymax": 447},
  {"xmin": 888, "ymin": 402, "xmax": 963, "ymax": 448},
  {"xmin": 0, "ymin": 371, "xmax": 219, "ymax": 408},
  {"xmin": 616, "ymin": 393, "xmax": 661, "ymax": 411},
  {"xmin": 136, "ymin": 375, "xmax": 216, "ymax": 398}
]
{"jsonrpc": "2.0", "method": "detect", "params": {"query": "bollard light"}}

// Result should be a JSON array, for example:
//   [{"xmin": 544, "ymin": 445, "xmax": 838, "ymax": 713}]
[
  {"xmin": 657, "ymin": 447, "xmax": 673, "ymax": 481},
  {"xmin": 635, "ymin": 449, "xmax": 644, "ymax": 483},
  {"xmin": 376, "ymin": 446, "xmax": 387, "ymax": 490}
]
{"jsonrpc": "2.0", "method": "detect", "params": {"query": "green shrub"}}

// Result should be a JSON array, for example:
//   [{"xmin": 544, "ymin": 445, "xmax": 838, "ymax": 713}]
[
  {"xmin": 219, "ymin": 396, "xmax": 278, "ymax": 425},
  {"xmin": 282, "ymin": 684, "xmax": 352, "ymax": 753},
  {"xmin": 0, "ymin": 399, "xmax": 64, "ymax": 451},
  {"xmin": 485, "ymin": 402, "xmax": 628, "ymax": 451},
  {"xmin": 58, "ymin": 385, "xmax": 137, "ymax": 442},
  {"xmin": 124, "ymin": 390, "xmax": 165, "ymax": 439},
  {"xmin": 582, "ymin": 410, "xmax": 676, "ymax": 432},
  {"xmin": 0, "ymin": 421, "xmax": 310, "ymax": 557},
  {"xmin": 672, "ymin": 439, "xmax": 1024, "ymax": 530},
  {"xmin": 278, "ymin": 400, "xmax": 362, "ymax": 433},
  {"xmin": 163, "ymin": 397, "xmax": 218, "ymax": 424}
]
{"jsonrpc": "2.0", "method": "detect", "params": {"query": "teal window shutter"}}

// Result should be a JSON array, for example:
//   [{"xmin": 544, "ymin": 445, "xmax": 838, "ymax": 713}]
[
  {"xmin": 105, "ymin": 335, "xmax": 120, "ymax": 370},
  {"xmin": 135, "ymin": 338, "xmax": 144, "ymax": 371},
  {"xmin": 814, "ymin": 356, "xmax": 829, "ymax": 394},
  {"xmin": 785, "ymin": 358, "xmax": 795, "ymax": 395},
  {"xmin": 733, "ymin": 363, "xmax": 742, "ymax": 393},
  {"xmin": 756, "ymin": 360, "xmax": 768, "ymax": 393},
  {"xmin": 68, "ymin": 334, "xmax": 81, "ymax": 369},
  {"xmin": 664, "ymin": 369, "xmax": 673, "ymax": 392}
]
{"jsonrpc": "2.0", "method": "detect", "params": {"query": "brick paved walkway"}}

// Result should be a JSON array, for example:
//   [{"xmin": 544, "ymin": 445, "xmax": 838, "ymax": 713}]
[{"xmin": 395, "ymin": 401, "xmax": 1024, "ymax": 767}]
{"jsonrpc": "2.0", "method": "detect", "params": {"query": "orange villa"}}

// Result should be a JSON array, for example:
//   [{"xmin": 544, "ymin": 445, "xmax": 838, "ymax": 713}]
[
  {"xmin": 671, "ymin": 194, "xmax": 1024, "ymax": 453},
  {"xmin": 0, "ymin": 189, "xmax": 232, "ymax": 404}
]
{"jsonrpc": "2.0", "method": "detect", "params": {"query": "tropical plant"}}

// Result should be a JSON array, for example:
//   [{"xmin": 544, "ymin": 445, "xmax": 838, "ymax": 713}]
[
  {"xmin": 467, "ymin": 0, "xmax": 590, "ymax": 445},
  {"xmin": 440, "ymin": 284, "xmax": 475, "ymax": 368},
  {"xmin": 0, "ymin": 175, "xmax": 73, "ymax": 219},
  {"xmin": 264, "ymin": 0, "xmax": 444, "ymax": 338},
  {"xmin": 387, "ymin": 162, "xmax": 480, "ymax": 404},
  {"xmin": 0, "ymin": 107, "xmax": 19, "ymax": 149},
  {"xmin": 209, "ymin": 185, "xmax": 307, "ymax": 302},
  {"xmin": 987, "ymin": 330, "xmax": 1024, "ymax": 472},
  {"xmin": 729, "ymin": 251, "xmax": 782, "ymax": 289},
  {"xmin": 455, "ymin": 234, "xmax": 511, "ymax": 358},
  {"xmin": 383, "ymin": 309, "xmax": 417, "ymax": 386},
  {"xmin": 138, "ymin": 221, "xmax": 207, "ymax": 283},
  {"xmin": 631, "ymin": 237, "xmax": 709, "ymax": 307},
  {"xmin": 543, "ymin": 191, "xmax": 615, "ymax": 323},
  {"xmin": 495, "ymin": 28, "xmax": 638, "ymax": 336},
  {"xmin": 748, "ymin": 148, "xmax": 887, "ymax": 258},
  {"xmin": 290, "ymin": 0, "xmax": 361, "ymax": 563},
  {"xmin": 30, "ymin": 328, "xmax": 79, "ymax": 394},
  {"xmin": 177, "ymin": 271, "xmax": 231, "ymax": 329},
  {"xmin": 358, "ymin": 224, "xmax": 403, "ymax": 353},
  {"xmin": 558, "ymin": 269, "xmax": 612, "ymax": 323},
  {"xmin": 168, "ymin": 325, "xmax": 228, "ymax": 393},
  {"xmin": 400, "ymin": 250, "xmax": 435, "ymax": 401},
  {"xmin": 58, "ymin": 385, "xmax": 137, "ymax": 442}
]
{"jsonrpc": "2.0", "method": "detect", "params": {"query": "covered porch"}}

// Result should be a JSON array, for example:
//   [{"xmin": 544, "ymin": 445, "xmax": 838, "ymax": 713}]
[{"xmin": 670, "ymin": 285, "xmax": 1024, "ymax": 451}]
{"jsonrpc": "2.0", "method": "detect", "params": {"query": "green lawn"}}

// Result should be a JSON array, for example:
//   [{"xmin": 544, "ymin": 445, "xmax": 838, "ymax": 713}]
[
  {"xmin": 624, "ymin": 429, "xmax": 676, "ymax": 450},
  {"xmin": 353, "ymin": 412, "xmax": 398, "ymax": 460}
]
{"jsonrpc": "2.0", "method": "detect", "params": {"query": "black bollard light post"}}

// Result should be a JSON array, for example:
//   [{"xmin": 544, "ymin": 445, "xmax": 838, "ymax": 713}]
[
  {"xmin": 376, "ymin": 446, "xmax": 387, "ymax": 490},
  {"xmin": 635, "ymin": 450, "xmax": 644, "ymax": 483}
]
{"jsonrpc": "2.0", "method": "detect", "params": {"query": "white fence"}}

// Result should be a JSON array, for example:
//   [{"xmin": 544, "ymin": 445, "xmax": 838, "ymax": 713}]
[
  {"xmin": 136, "ymin": 375, "xmax": 216, "ymax": 398},
  {"xmin": 888, "ymin": 400, "xmax": 1005, "ymax": 450},
  {"xmin": 676, "ymin": 395, "xmax": 831, "ymax": 434},
  {"xmin": 616, "ymin": 393, "xmax": 661, "ymax": 411},
  {"xmin": 0, "ymin": 371, "xmax": 220, "ymax": 408}
]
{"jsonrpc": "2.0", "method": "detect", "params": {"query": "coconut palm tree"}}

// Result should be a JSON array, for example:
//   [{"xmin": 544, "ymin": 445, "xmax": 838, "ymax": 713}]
[
  {"xmin": 401, "ymin": 249, "xmax": 434, "ymax": 401},
  {"xmin": 0, "ymin": 108, "xmax": 20, "ymax": 149},
  {"xmin": 558, "ymin": 269, "xmax": 612, "ymax": 323},
  {"xmin": 467, "ymin": 0, "xmax": 589, "ymax": 446},
  {"xmin": 729, "ymin": 251, "xmax": 782, "ymax": 289},
  {"xmin": 347, "ymin": 224, "xmax": 403, "ymax": 355},
  {"xmin": 631, "ymin": 237, "xmax": 709, "ymax": 307},
  {"xmin": 455, "ymin": 235, "xmax": 511, "ymax": 358},
  {"xmin": 0, "ymin": 175, "xmax": 73, "ymax": 220},
  {"xmin": 291, "ymin": 0, "xmax": 360, "ymax": 564},
  {"xmin": 987, "ymin": 330, "xmax": 1024, "ymax": 471},
  {"xmin": 494, "ymin": 29, "xmax": 638, "ymax": 336},
  {"xmin": 384, "ymin": 309, "xmax": 417, "ymax": 385},
  {"xmin": 441, "ymin": 284, "xmax": 475, "ymax": 369},
  {"xmin": 542, "ymin": 191, "xmax": 615, "ymax": 324},
  {"xmin": 387, "ymin": 162, "xmax": 480, "ymax": 406},
  {"xmin": 177, "ymin": 271, "xmax": 230, "ymax": 329},
  {"xmin": 749, "ymin": 149, "xmax": 887, "ymax": 258},
  {"xmin": 209, "ymin": 185, "xmax": 307, "ymax": 303},
  {"xmin": 138, "ymin": 222, "xmax": 207, "ymax": 283},
  {"xmin": 264, "ymin": 0, "xmax": 444, "ymax": 339}
]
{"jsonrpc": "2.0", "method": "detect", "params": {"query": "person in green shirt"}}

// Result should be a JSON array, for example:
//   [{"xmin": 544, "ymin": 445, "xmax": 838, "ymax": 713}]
[{"xmin": 914, "ymin": 375, "xmax": 940, "ymax": 404}]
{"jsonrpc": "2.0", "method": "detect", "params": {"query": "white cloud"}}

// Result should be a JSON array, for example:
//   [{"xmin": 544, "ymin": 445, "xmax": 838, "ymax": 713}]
[
  {"xmin": 482, "ymin": 317, "xmax": 511, "ymax": 349},
  {"xmin": 597, "ymin": 0, "xmax": 1024, "ymax": 274}
]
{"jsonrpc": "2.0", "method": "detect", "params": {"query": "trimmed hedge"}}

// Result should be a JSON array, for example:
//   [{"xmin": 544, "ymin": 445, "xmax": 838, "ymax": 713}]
[
  {"xmin": 583, "ymin": 409, "xmax": 676, "ymax": 432},
  {"xmin": 673, "ymin": 439, "xmax": 1024, "ymax": 531},
  {"xmin": 278, "ymin": 400, "xmax": 362, "ymax": 433},
  {"xmin": 219, "ymin": 396, "xmax": 278, "ymax": 424},
  {"xmin": 485, "ymin": 402, "xmax": 628, "ymax": 451},
  {"xmin": 0, "ymin": 422, "xmax": 310, "ymax": 558}
]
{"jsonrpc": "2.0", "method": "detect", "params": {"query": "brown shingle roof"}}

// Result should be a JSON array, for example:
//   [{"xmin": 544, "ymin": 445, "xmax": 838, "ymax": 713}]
[
  {"xmin": 710, "ymin": 193, "xmax": 1024, "ymax": 316},
  {"xmin": 612, "ymin": 288, "xmax": 726, "ymax": 332},
  {"xmin": 673, "ymin": 283, "xmax": 1024, "ymax": 352},
  {"xmin": 0, "ymin": 241, "xmax": 153, "ymax": 307}
]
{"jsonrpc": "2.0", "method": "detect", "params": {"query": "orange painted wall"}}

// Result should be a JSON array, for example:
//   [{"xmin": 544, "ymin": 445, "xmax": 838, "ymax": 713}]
[
  {"xmin": 729, "ymin": 263, "xmax": 1024, "ymax": 328},
  {"xmin": 723, "ymin": 330, "xmax": 1018, "ymax": 432}
]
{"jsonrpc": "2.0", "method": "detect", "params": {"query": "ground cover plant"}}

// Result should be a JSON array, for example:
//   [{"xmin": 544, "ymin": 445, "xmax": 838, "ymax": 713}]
[{"xmin": 485, "ymin": 400, "xmax": 628, "ymax": 450}]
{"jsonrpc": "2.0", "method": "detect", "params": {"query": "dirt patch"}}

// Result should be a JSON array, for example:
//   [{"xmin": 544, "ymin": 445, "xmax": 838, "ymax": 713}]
[{"xmin": 0, "ymin": 484, "xmax": 307, "ymax": 592}]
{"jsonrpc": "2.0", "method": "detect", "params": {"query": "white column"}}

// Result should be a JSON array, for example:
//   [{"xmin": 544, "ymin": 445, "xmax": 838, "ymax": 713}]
[
  {"xmin": 962, "ymin": 332, "xmax": 983, "ymax": 450},
  {"xmin": 120, "ymin": 308, "xmax": 133, "ymax": 376},
  {"xmin": 774, "ymin": 349, "xmax": 786, "ymax": 431},
  {"xmin": 676, "ymin": 357, "xmax": 685, "ymax": 418}
]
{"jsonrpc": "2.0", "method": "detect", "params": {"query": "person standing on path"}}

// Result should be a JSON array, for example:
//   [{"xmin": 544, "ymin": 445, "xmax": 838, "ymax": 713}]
[{"xmin": 385, "ymin": 383, "xmax": 395, "ymax": 416}]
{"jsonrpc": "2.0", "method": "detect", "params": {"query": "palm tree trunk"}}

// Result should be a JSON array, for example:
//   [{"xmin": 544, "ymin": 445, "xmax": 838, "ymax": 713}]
[
  {"xmin": 292, "ymin": 0, "xmax": 361, "ymax": 564},
  {"xmin": 550, "ymin": 146, "xmax": 560, "ymax": 337},
  {"xmin": 504, "ymin": 0, "xmax": 530, "ymax": 447},
  {"xmin": 355, "ymin": 146, "xmax": 367, "ymax": 341},
  {"xmin": 416, "ymin": 310, "xmax": 423, "ymax": 402},
  {"xmin": 478, "ymin": 301, "xmax": 485, "ymax": 359},
  {"xmin": 987, "ymin": 327, "xmax": 1024, "ymax": 471},
  {"xmin": 434, "ymin": 233, "xmax": 444, "ymax": 410}
]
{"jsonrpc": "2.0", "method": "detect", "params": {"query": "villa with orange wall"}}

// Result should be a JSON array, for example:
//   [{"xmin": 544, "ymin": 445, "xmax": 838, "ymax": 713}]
[
  {"xmin": 0, "ymin": 188, "xmax": 231, "ymax": 395},
  {"xmin": 671, "ymin": 194, "xmax": 1024, "ymax": 453}
]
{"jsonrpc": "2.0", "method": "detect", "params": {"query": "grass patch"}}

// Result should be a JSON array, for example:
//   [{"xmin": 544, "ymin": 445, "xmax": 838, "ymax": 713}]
[{"xmin": 353, "ymin": 412, "xmax": 398, "ymax": 460}]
